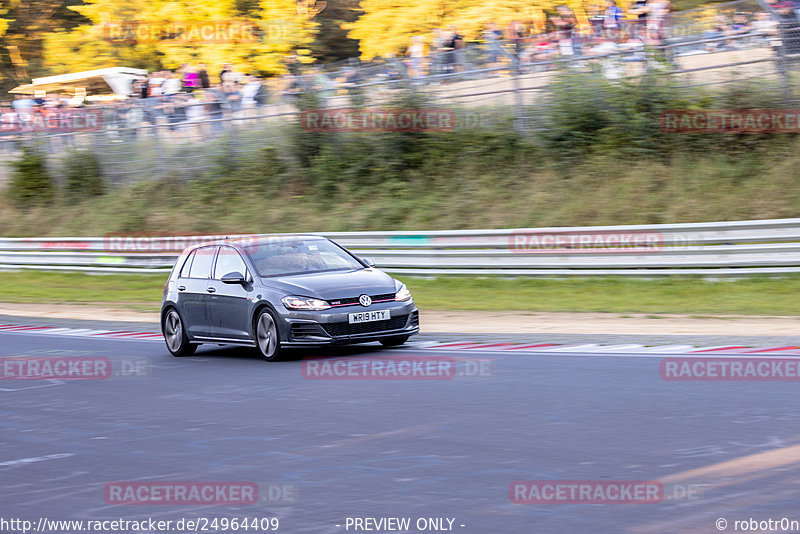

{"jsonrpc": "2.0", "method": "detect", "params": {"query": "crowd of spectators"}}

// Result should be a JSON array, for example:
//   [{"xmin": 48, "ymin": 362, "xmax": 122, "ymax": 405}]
[
  {"xmin": 0, "ymin": 4, "xmax": 790, "ymax": 140},
  {"xmin": 0, "ymin": 63, "xmax": 274, "ymax": 140},
  {"xmin": 400, "ymin": 3, "xmax": 784, "ymax": 76}
]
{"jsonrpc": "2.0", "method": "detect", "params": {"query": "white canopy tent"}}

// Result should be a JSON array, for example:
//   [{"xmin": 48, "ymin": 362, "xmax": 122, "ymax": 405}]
[{"xmin": 9, "ymin": 67, "xmax": 148, "ymax": 97}]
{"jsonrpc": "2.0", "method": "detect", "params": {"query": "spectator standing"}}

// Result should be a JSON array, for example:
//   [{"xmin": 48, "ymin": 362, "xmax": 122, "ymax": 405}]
[
  {"xmin": 204, "ymin": 90, "xmax": 224, "ymax": 135},
  {"xmin": 219, "ymin": 63, "xmax": 231, "ymax": 84},
  {"xmin": 630, "ymin": 0, "xmax": 649, "ymax": 37},
  {"xmin": 442, "ymin": 26, "xmax": 464, "ymax": 72},
  {"xmin": 510, "ymin": 21, "xmax": 527, "ymax": 64},
  {"xmin": 284, "ymin": 54, "xmax": 299, "ymax": 75},
  {"xmin": 483, "ymin": 22, "xmax": 505, "ymax": 68},
  {"xmin": 133, "ymin": 76, "xmax": 148, "ymax": 98},
  {"xmin": 589, "ymin": 4, "xmax": 605, "ymax": 34},
  {"xmin": 447, "ymin": 26, "xmax": 465, "ymax": 72},
  {"xmin": 240, "ymin": 75, "xmax": 263, "ymax": 112},
  {"xmin": 148, "ymin": 71, "xmax": 165, "ymax": 96},
  {"xmin": 183, "ymin": 66, "xmax": 199, "ymax": 92},
  {"xmin": 552, "ymin": 6, "xmax": 579, "ymax": 56},
  {"xmin": 223, "ymin": 84, "xmax": 242, "ymax": 118},
  {"xmin": 198, "ymin": 64, "xmax": 211, "ymax": 89},
  {"xmin": 753, "ymin": 11, "xmax": 780, "ymax": 48},
  {"xmin": 162, "ymin": 72, "xmax": 182, "ymax": 95},
  {"xmin": 185, "ymin": 93, "xmax": 206, "ymax": 136},
  {"xmin": 406, "ymin": 35, "xmax": 426, "ymax": 77},
  {"xmin": 604, "ymin": 0, "xmax": 625, "ymax": 37},
  {"xmin": 775, "ymin": 1, "xmax": 800, "ymax": 60},
  {"xmin": 646, "ymin": 0, "xmax": 672, "ymax": 40},
  {"xmin": 430, "ymin": 28, "xmax": 448, "ymax": 74},
  {"xmin": 221, "ymin": 63, "xmax": 243, "ymax": 88}
]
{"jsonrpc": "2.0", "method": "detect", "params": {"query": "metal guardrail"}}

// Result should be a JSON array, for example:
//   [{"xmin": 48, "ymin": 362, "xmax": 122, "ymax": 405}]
[{"xmin": 3, "ymin": 218, "xmax": 800, "ymax": 276}]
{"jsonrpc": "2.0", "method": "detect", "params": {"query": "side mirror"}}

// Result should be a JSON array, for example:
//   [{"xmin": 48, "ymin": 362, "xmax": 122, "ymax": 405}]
[
  {"xmin": 362, "ymin": 257, "xmax": 376, "ymax": 267},
  {"xmin": 221, "ymin": 271, "xmax": 247, "ymax": 284}
]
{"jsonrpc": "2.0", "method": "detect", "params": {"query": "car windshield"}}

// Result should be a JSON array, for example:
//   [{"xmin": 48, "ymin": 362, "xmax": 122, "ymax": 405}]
[{"xmin": 244, "ymin": 238, "xmax": 364, "ymax": 277}]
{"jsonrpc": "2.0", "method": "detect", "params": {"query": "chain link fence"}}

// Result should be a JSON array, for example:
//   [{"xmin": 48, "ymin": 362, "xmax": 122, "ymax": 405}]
[{"xmin": 1, "ymin": 27, "xmax": 799, "ymax": 186}]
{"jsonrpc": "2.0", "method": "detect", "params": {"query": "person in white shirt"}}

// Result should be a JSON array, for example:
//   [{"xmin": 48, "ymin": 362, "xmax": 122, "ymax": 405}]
[
  {"xmin": 240, "ymin": 76, "xmax": 262, "ymax": 111},
  {"xmin": 148, "ymin": 72, "xmax": 165, "ymax": 96},
  {"xmin": 162, "ymin": 73, "xmax": 182, "ymax": 95},
  {"xmin": 407, "ymin": 35, "xmax": 426, "ymax": 77}
]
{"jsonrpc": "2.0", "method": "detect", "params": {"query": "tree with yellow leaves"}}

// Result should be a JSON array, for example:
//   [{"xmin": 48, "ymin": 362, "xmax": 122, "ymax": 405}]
[
  {"xmin": 42, "ymin": 0, "xmax": 322, "ymax": 78},
  {"xmin": 345, "ymin": 0, "xmax": 622, "ymax": 60}
]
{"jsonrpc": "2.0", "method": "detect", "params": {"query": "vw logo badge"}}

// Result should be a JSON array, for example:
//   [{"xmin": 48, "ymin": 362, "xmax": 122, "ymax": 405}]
[{"xmin": 359, "ymin": 294, "xmax": 372, "ymax": 307}]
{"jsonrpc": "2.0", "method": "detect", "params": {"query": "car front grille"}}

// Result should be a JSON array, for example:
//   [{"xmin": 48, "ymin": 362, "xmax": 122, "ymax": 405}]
[
  {"xmin": 410, "ymin": 310, "xmax": 419, "ymax": 328},
  {"xmin": 322, "ymin": 314, "xmax": 409, "ymax": 337},
  {"xmin": 329, "ymin": 293, "xmax": 396, "ymax": 307}
]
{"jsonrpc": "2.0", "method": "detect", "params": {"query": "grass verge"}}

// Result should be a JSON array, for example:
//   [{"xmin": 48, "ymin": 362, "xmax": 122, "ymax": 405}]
[{"xmin": 0, "ymin": 271, "xmax": 798, "ymax": 317}]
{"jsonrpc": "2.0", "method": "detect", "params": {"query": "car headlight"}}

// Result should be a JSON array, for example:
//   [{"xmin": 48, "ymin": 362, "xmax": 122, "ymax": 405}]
[
  {"xmin": 394, "ymin": 283, "xmax": 412, "ymax": 302},
  {"xmin": 282, "ymin": 296, "xmax": 331, "ymax": 311}
]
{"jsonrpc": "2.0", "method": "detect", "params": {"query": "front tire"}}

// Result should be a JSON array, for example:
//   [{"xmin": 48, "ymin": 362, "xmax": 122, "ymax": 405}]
[
  {"xmin": 254, "ymin": 308, "xmax": 283, "ymax": 361},
  {"xmin": 163, "ymin": 309, "xmax": 197, "ymax": 357},
  {"xmin": 380, "ymin": 335, "xmax": 409, "ymax": 347}
]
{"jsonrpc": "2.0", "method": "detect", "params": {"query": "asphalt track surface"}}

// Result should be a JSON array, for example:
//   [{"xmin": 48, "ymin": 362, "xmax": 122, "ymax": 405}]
[{"xmin": 2, "ymin": 323, "xmax": 800, "ymax": 534}]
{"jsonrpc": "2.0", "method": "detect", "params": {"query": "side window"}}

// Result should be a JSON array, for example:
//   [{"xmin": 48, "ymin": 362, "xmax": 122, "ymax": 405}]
[
  {"xmin": 179, "ymin": 251, "xmax": 195, "ymax": 278},
  {"xmin": 214, "ymin": 246, "xmax": 248, "ymax": 279},
  {"xmin": 188, "ymin": 246, "xmax": 216, "ymax": 279}
]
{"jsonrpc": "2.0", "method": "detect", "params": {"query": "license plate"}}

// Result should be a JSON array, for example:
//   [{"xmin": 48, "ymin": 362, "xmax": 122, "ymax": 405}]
[{"xmin": 348, "ymin": 310, "xmax": 390, "ymax": 324}]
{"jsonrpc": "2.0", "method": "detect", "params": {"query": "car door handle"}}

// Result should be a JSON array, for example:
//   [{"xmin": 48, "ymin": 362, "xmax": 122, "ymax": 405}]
[
  {"xmin": 207, "ymin": 287, "xmax": 216, "ymax": 293},
  {"xmin": 178, "ymin": 285, "xmax": 186, "ymax": 291}
]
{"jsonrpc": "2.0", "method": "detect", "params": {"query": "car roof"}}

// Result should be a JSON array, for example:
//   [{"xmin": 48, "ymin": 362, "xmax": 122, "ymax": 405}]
[{"xmin": 185, "ymin": 234, "xmax": 326, "ymax": 252}]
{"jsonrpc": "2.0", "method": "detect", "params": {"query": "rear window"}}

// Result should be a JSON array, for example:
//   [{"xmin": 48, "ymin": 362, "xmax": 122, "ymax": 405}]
[{"xmin": 188, "ymin": 246, "xmax": 216, "ymax": 279}]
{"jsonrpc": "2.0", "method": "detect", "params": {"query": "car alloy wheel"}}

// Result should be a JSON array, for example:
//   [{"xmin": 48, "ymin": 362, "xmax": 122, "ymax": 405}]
[
  {"xmin": 256, "ymin": 309, "xmax": 282, "ymax": 361},
  {"xmin": 164, "ymin": 309, "xmax": 197, "ymax": 357}
]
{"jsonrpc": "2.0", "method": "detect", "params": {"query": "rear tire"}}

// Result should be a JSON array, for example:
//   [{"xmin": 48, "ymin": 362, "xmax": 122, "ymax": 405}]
[
  {"xmin": 380, "ymin": 335, "xmax": 409, "ymax": 347},
  {"xmin": 254, "ymin": 308, "xmax": 283, "ymax": 361},
  {"xmin": 163, "ymin": 309, "xmax": 197, "ymax": 357}
]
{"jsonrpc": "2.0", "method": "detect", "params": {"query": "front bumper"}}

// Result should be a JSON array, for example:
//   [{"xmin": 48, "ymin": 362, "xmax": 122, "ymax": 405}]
[{"xmin": 280, "ymin": 301, "xmax": 420, "ymax": 346}]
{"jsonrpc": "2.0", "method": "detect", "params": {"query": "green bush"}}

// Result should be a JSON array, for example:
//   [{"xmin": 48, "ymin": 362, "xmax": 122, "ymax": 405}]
[
  {"xmin": 63, "ymin": 150, "xmax": 105, "ymax": 200},
  {"xmin": 7, "ymin": 146, "xmax": 54, "ymax": 209},
  {"xmin": 291, "ymin": 90, "xmax": 331, "ymax": 168},
  {"xmin": 539, "ymin": 65, "xmax": 793, "ymax": 160}
]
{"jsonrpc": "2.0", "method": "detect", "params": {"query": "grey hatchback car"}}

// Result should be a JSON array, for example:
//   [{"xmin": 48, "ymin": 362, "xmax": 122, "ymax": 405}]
[{"xmin": 161, "ymin": 235, "xmax": 419, "ymax": 361}]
